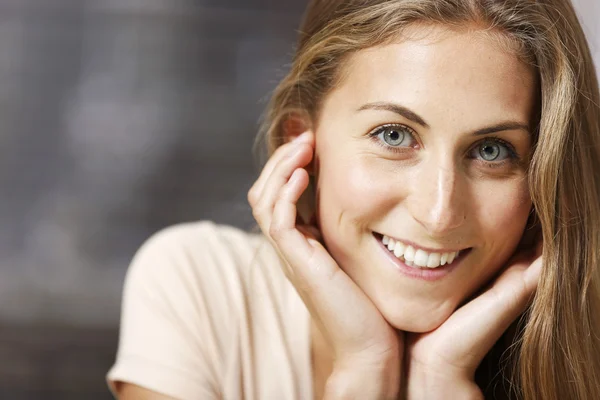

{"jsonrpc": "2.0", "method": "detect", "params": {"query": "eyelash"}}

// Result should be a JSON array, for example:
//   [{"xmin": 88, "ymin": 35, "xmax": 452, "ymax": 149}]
[{"xmin": 367, "ymin": 124, "xmax": 521, "ymax": 166}]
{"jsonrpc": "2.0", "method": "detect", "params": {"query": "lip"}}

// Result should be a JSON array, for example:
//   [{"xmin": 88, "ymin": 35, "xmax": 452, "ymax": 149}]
[
  {"xmin": 373, "ymin": 232, "xmax": 471, "ymax": 281},
  {"xmin": 379, "ymin": 233, "xmax": 465, "ymax": 254}
]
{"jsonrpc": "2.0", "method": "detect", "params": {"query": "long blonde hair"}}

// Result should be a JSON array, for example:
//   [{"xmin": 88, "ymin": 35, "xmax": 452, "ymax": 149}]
[{"xmin": 258, "ymin": 0, "xmax": 600, "ymax": 398}]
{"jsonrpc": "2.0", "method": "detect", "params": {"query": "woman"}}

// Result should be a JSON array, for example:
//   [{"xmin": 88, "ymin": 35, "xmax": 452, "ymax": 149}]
[{"xmin": 107, "ymin": 0, "xmax": 600, "ymax": 399}]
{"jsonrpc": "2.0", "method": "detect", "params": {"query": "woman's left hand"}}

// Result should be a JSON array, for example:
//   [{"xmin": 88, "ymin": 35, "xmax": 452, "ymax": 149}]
[{"xmin": 403, "ymin": 242, "xmax": 543, "ymax": 399}]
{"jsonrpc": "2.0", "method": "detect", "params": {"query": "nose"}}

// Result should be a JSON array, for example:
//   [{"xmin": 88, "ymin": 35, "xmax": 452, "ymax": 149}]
[{"xmin": 408, "ymin": 160, "xmax": 467, "ymax": 235}]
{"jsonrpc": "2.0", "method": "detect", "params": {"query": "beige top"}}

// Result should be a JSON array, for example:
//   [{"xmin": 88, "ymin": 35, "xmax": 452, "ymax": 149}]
[{"xmin": 107, "ymin": 221, "xmax": 312, "ymax": 399}]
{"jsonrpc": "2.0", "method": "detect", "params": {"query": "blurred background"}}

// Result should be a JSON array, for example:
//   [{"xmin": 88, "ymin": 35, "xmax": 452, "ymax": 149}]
[{"xmin": 0, "ymin": 0, "xmax": 598, "ymax": 399}]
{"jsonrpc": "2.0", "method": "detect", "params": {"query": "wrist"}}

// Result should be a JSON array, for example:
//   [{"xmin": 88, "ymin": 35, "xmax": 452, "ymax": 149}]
[
  {"xmin": 324, "ymin": 355, "xmax": 401, "ymax": 400},
  {"xmin": 405, "ymin": 366, "xmax": 482, "ymax": 400}
]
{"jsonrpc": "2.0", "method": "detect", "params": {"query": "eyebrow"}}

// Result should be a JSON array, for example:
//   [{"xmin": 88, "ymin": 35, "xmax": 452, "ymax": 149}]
[
  {"xmin": 358, "ymin": 102, "xmax": 429, "ymax": 128},
  {"xmin": 357, "ymin": 101, "xmax": 530, "ymax": 136}
]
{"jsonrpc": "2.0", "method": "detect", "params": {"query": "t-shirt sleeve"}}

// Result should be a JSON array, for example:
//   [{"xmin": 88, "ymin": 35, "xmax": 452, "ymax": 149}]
[{"xmin": 107, "ymin": 222, "xmax": 228, "ymax": 399}]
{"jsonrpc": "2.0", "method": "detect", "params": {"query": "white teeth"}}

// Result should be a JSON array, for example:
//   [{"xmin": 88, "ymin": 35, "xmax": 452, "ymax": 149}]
[
  {"xmin": 427, "ymin": 253, "xmax": 441, "ymax": 268},
  {"xmin": 403, "ymin": 245, "xmax": 415, "ymax": 262},
  {"xmin": 380, "ymin": 234, "xmax": 463, "ymax": 269},
  {"xmin": 414, "ymin": 249, "xmax": 429, "ymax": 267},
  {"xmin": 393, "ymin": 241, "xmax": 405, "ymax": 258},
  {"xmin": 387, "ymin": 238, "xmax": 395, "ymax": 251},
  {"xmin": 440, "ymin": 253, "xmax": 448, "ymax": 266},
  {"xmin": 447, "ymin": 251, "xmax": 456, "ymax": 264}
]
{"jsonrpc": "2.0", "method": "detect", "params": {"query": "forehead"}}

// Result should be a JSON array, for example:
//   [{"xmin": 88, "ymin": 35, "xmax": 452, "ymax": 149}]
[{"xmin": 325, "ymin": 25, "xmax": 536, "ymax": 128}]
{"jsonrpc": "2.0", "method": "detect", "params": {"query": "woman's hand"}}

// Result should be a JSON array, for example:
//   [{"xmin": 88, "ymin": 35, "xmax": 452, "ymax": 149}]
[
  {"xmin": 403, "ymin": 243, "xmax": 543, "ymax": 399},
  {"xmin": 248, "ymin": 131, "xmax": 403, "ymax": 399}
]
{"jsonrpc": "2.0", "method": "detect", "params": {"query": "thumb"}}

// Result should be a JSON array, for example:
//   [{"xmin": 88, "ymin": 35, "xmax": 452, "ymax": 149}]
[{"xmin": 428, "ymin": 251, "xmax": 542, "ymax": 372}]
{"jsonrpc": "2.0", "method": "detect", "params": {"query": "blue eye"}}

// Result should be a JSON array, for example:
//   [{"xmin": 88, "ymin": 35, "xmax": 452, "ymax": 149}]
[
  {"xmin": 472, "ymin": 139, "xmax": 516, "ymax": 162},
  {"xmin": 370, "ymin": 124, "xmax": 415, "ymax": 148}
]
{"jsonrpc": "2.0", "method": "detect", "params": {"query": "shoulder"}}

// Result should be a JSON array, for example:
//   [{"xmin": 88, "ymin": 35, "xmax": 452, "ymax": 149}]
[
  {"xmin": 126, "ymin": 221, "xmax": 273, "ymax": 288},
  {"xmin": 108, "ymin": 221, "xmax": 289, "ymax": 398},
  {"xmin": 122, "ymin": 220, "xmax": 295, "ymax": 331},
  {"xmin": 131, "ymin": 220, "xmax": 264, "ymax": 263}
]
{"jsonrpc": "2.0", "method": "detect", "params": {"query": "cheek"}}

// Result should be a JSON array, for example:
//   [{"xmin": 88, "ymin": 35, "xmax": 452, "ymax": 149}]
[
  {"xmin": 317, "ymin": 156, "xmax": 398, "ymax": 231},
  {"xmin": 475, "ymin": 179, "xmax": 532, "ymax": 252}
]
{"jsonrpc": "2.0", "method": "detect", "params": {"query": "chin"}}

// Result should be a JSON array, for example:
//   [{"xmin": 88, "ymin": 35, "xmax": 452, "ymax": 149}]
[{"xmin": 379, "ymin": 299, "xmax": 458, "ymax": 333}]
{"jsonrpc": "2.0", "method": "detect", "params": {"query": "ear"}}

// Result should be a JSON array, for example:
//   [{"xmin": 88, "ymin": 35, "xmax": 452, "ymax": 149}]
[
  {"xmin": 282, "ymin": 114, "xmax": 315, "ymax": 175},
  {"xmin": 283, "ymin": 114, "xmax": 311, "ymax": 142}
]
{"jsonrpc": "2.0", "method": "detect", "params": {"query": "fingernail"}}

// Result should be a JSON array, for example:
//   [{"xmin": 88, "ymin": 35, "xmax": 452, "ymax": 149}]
[
  {"xmin": 293, "ymin": 132, "xmax": 311, "ymax": 143},
  {"xmin": 291, "ymin": 145, "xmax": 305, "ymax": 157}
]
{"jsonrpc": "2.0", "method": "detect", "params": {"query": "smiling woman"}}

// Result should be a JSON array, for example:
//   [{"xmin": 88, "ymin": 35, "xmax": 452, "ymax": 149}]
[
  {"xmin": 309, "ymin": 27, "xmax": 536, "ymax": 333},
  {"xmin": 108, "ymin": 1, "xmax": 600, "ymax": 399}
]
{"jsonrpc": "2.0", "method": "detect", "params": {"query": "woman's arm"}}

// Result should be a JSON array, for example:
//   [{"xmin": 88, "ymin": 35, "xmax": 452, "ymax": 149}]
[
  {"xmin": 248, "ymin": 131, "xmax": 403, "ymax": 399},
  {"xmin": 404, "ymin": 367, "xmax": 483, "ymax": 400}
]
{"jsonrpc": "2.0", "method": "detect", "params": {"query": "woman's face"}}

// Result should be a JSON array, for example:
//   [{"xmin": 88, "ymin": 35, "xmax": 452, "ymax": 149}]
[{"xmin": 313, "ymin": 26, "xmax": 536, "ymax": 332}]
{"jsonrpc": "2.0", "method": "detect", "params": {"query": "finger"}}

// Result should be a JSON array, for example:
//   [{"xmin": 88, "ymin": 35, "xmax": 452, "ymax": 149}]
[
  {"xmin": 252, "ymin": 143, "xmax": 313, "ymax": 229},
  {"xmin": 524, "ymin": 239, "xmax": 543, "ymax": 287},
  {"xmin": 271, "ymin": 169, "xmax": 394, "ymax": 356},
  {"xmin": 434, "ymin": 253, "xmax": 543, "ymax": 370},
  {"xmin": 248, "ymin": 141, "xmax": 296, "ymax": 205},
  {"xmin": 248, "ymin": 131, "xmax": 313, "ymax": 205},
  {"xmin": 268, "ymin": 168, "xmax": 312, "ymax": 278},
  {"xmin": 269, "ymin": 168, "xmax": 314, "ymax": 262}
]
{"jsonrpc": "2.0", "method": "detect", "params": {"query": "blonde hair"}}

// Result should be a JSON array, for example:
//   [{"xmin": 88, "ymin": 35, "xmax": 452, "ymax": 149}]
[{"xmin": 258, "ymin": 0, "xmax": 600, "ymax": 398}]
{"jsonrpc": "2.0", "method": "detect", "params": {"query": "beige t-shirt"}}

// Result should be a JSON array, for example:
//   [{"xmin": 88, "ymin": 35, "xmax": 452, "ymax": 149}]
[{"xmin": 107, "ymin": 221, "xmax": 312, "ymax": 399}]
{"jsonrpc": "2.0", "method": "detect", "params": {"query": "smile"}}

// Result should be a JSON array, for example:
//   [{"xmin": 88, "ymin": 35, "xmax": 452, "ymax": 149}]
[
  {"xmin": 382, "ymin": 235, "xmax": 462, "ymax": 269},
  {"xmin": 373, "ymin": 232, "xmax": 472, "ymax": 279}
]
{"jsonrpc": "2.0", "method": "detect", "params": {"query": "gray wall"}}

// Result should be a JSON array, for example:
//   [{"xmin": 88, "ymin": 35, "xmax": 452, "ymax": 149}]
[
  {"xmin": 575, "ymin": 0, "xmax": 600, "ymax": 79},
  {"xmin": 1, "ymin": 0, "xmax": 304, "ymax": 327},
  {"xmin": 0, "ymin": 2, "xmax": 304, "ymax": 397}
]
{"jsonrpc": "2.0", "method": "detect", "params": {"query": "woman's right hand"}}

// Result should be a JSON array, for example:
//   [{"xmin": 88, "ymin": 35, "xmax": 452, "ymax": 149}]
[{"xmin": 248, "ymin": 131, "xmax": 402, "ymax": 399}]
